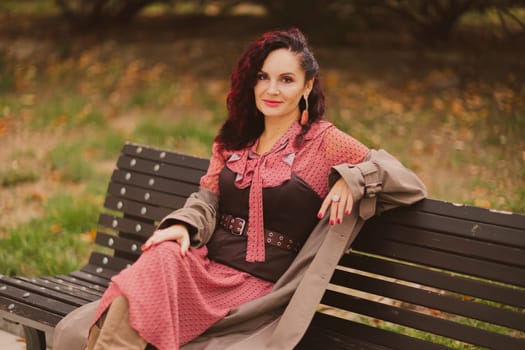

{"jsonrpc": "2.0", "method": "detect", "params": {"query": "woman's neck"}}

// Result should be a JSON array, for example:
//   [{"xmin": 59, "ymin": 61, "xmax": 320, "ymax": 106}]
[{"xmin": 257, "ymin": 112, "xmax": 298, "ymax": 154}]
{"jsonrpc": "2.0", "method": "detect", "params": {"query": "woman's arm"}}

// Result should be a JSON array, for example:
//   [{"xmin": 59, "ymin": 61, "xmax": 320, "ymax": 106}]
[
  {"xmin": 156, "ymin": 188, "xmax": 219, "ymax": 248},
  {"xmin": 145, "ymin": 142, "xmax": 225, "ymax": 249},
  {"xmin": 330, "ymin": 149, "xmax": 427, "ymax": 220}
]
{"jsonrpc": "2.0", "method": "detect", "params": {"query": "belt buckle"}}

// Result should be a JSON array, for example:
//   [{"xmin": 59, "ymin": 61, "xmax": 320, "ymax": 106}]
[{"xmin": 232, "ymin": 217, "xmax": 246, "ymax": 236}]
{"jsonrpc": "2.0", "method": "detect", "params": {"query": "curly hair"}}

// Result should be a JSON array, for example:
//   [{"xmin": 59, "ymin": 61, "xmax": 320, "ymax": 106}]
[{"xmin": 215, "ymin": 28, "xmax": 325, "ymax": 151}]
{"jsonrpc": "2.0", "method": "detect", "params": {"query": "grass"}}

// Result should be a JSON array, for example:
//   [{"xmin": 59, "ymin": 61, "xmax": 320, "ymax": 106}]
[{"xmin": 0, "ymin": 193, "xmax": 99, "ymax": 276}]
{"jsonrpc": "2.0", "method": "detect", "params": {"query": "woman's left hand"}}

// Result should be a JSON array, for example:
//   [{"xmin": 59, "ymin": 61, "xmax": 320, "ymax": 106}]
[{"xmin": 318, "ymin": 178, "xmax": 353, "ymax": 225}]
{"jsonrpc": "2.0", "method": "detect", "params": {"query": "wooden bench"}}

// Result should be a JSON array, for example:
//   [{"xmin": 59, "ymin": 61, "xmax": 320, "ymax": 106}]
[{"xmin": 1, "ymin": 142, "xmax": 524, "ymax": 350}]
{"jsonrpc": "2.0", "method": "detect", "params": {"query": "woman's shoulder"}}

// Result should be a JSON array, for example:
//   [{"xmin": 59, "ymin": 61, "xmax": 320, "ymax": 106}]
[{"xmin": 305, "ymin": 120, "xmax": 334, "ymax": 140}]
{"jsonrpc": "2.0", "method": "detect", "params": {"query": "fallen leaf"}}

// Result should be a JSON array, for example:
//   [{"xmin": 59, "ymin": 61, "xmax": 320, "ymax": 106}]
[
  {"xmin": 474, "ymin": 198, "xmax": 491, "ymax": 209},
  {"xmin": 30, "ymin": 192, "xmax": 45, "ymax": 202},
  {"xmin": 50, "ymin": 224, "xmax": 62, "ymax": 233}
]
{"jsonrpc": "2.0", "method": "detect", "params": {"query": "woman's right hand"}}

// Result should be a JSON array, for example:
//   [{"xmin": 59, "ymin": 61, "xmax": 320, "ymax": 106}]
[{"xmin": 141, "ymin": 224, "xmax": 190, "ymax": 256}]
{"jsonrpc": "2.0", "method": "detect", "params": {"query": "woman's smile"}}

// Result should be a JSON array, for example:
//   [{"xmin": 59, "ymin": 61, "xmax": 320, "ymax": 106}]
[{"xmin": 262, "ymin": 99, "xmax": 283, "ymax": 107}]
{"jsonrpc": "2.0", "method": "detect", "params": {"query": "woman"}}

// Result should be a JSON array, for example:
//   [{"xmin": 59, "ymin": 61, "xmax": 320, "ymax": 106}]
[{"xmin": 54, "ymin": 28, "xmax": 427, "ymax": 350}]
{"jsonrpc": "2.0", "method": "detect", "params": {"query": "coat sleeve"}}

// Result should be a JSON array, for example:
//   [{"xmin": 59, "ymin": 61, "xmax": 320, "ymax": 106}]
[
  {"xmin": 157, "ymin": 188, "xmax": 219, "ymax": 247},
  {"xmin": 156, "ymin": 142, "xmax": 225, "ymax": 247},
  {"xmin": 330, "ymin": 149, "xmax": 427, "ymax": 220}
]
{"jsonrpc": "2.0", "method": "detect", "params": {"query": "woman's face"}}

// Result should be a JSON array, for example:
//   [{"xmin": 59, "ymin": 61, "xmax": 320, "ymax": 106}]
[{"xmin": 254, "ymin": 48, "xmax": 312, "ymax": 122}]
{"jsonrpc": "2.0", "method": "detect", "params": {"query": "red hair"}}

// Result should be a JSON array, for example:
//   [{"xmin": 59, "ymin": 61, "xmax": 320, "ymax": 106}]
[{"xmin": 216, "ymin": 28, "xmax": 325, "ymax": 150}]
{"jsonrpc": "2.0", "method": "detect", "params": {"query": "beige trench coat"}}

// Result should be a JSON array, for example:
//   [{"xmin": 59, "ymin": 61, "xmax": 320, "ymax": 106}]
[{"xmin": 53, "ymin": 149, "xmax": 427, "ymax": 350}]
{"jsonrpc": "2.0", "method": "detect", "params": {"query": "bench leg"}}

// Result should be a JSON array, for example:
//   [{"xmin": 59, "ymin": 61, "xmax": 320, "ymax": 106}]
[{"xmin": 23, "ymin": 326, "xmax": 47, "ymax": 350}]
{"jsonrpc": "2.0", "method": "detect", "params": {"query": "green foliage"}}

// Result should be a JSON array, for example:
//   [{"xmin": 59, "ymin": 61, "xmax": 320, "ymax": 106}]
[
  {"xmin": 47, "ymin": 142, "xmax": 95, "ymax": 183},
  {"xmin": 0, "ymin": 193, "xmax": 99, "ymax": 276},
  {"xmin": 132, "ymin": 118, "xmax": 216, "ymax": 150},
  {"xmin": 1, "ymin": 168, "xmax": 39, "ymax": 187},
  {"xmin": 0, "ymin": 58, "xmax": 15, "ymax": 93},
  {"xmin": 31, "ymin": 95, "xmax": 106, "ymax": 130}
]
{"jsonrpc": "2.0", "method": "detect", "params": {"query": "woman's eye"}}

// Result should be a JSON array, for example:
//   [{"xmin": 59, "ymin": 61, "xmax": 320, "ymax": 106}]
[
  {"xmin": 282, "ymin": 76, "xmax": 294, "ymax": 83},
  {"xmin": 257, "ymin": 73, "xmax": 267, "ymax": 80}
]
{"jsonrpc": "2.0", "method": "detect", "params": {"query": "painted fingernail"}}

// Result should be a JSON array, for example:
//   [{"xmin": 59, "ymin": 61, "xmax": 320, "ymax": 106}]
[
  {"xmin": 337, "ymin": 218, "xmax": 341, "ymax": 224},
  {"xmin": 317, "ymin": 212, "xmax": 323, "ymax": 219},
  {"xmin": 330, "ymin": 220, "xmax": 334, "ymax": 226},
  {"xmin": 345, "ymin": 209, "xmax": 350, "ymax": 215}
]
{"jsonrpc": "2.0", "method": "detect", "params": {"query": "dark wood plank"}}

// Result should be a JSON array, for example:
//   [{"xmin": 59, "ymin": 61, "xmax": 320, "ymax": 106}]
[
  {"xmin": 353, "ymin": 237, "xmax": 525, "ymax": 287},
  {"xmin": 122, "ymin": 143, "xmax": 209, "ymax": 170},
  {"xmin": 95, "ymin": 232, "xmax": 143, "ymax": 257},
  {"xmin": 412, "ymin": 199, "xmax": 525, "ymax": 231},
  {"xmin": 97, "ymin": 213, "xmax": 156, "ymax": 240},
  {"xmin": 111, "ymin": 168, "xmax": 200, "ymax": 198},
  {"xmin": 321, "ymin": 290, "xmax": 525, "ymax": 350},
  {"xmin": 117, "ymin": 155, "xmax": 205, "ymax": 185},
  {"xmin": 89, "ymin": 252, "xmax": 135, "ymax": 272},
  {"xmin": 363, "ymin": 221, "xmax": 525, "ymax": 267},
  {"xmin": 105, "ymin": 182, "xmax": 186, "ymax": 212},
  {"xmin": 302, "ymin": 312, "xmax": 450, "ymax": 350},
  {"xmin": 0, "ymin": 282, "xmax": 75, "ymax": 316},
  {"xmin": 341, "ymin": 253, "xmax": 525, "ymax": 309},
  {"xmin": 0, "ymin": 295, "xmax": 60, "ymax": 330},
  {"xmin": 373, "ymin": 208, "xmax": 525, "ymax": 249},
  {"xmin": 104, "ymin": 196, "xmax": 173, "ymax": 222},
  {"xmin": 330, "ymin": 269, "xmax": 525, "ymax": 331},
  {"xmin": 10, "ymin": 277, "xmax": 97, "ymax": 304}
]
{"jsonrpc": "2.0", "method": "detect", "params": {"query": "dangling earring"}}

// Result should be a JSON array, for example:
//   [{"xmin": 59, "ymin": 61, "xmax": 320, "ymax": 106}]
[{"xmin": 300, "ymin": 95, "xmax": 309, "ymax": 126}]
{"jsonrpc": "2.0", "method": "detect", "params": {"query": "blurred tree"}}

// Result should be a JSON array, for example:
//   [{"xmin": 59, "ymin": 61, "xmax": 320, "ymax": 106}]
[
  {"xmin": 52, "ymin": 0, "xmax": 525, "ymax": 43},
  {"xmin": 352, "ymin": 0, "xmax": 525, "ymax": 45},
  {"xmin": 54, "ymin": 0, "xmax": 175, "ymax": 28}
]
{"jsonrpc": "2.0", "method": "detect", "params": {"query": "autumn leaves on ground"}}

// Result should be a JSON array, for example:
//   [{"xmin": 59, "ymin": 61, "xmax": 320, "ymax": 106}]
[{"xmin": 0, "ymin": 12, "xmax": 524, "ymax": 277}]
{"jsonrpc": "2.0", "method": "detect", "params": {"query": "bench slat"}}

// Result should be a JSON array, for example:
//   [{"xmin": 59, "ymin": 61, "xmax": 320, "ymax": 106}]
[
  {"xmin": 331, "ymin": 269, "xmax": 525, "ymax": 331},
  {"xmin": 95, "ymin": 232, "xmax": 143, "ymax": 258},
  {"xmin": 0, "ymin": 295, "xmax": 60, "ymax": 331},
  {"xmin": 412, "ymin": 199, "xmax": 525, "ymax": 231},
  {"xmin": 104, "ymin": 195, "xmax": 173, "ymax": 222},
  {"xmin": 0, "ymin": 282, "xmax": 75, "ymax": 316},
  {"xmin": 303, "ymin": 312, "xmax": 450, "ymax": 350},
  {"xmin": 106, "ymin": 181, "xmax": 187, "ymax": 212},
  {"xmin": 111, "ymin": 169, "xmax": 200, "ymax": 198},
  {"xmin": 321, "ymin": 290, "xmax": 525, "ymax": 350},
  {"xmin": 354, "ymin": 237, "xmax": 525, "ymax": 287},
  {"xmin": 365, "ymin": 221, "xmax": 524, "ymax": 267},
  {"xmin": 69, "ymin": 270, "xmax": 111, "ymax": 288},
  {"xmin": 53, "ymin": 275, "xmax": 106, "ymax": 295},
  {"xmin": 89, "ymin": 251, "xmax": 135, "ymax": 272},
  {"xmin": 342, "ymin": 253, "xmax": 525, "ymax": 309},
  {"xmin": 13, "ymin": 277, "xmax": 97, "ymax": 304},
  {"xmin": 98, "ymin": 214, "xmax": 156, "ymax": 240},
  {"xmin": 122, "ymin": 143, "xmax": 209, "ymax": 170},
  {"xmin": 39, "ymin": 277, "xmax": 103, "ymax": 299},
  {"xmin": 117, "ymin": 155, "xmax": 205, "ymax": 185},
  {"xmin": 380, "ymin": 209, "xmax": 525, "ymax": 249}
]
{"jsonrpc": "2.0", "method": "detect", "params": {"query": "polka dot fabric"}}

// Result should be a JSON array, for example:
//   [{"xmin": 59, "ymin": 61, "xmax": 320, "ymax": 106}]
[
  {"xmin": 200, "ymin": 120, "xmax": 369, "ymax": 262},
  {"xmin": 93, "ymin": 242, "xmax": 273, "ymax": 350}
]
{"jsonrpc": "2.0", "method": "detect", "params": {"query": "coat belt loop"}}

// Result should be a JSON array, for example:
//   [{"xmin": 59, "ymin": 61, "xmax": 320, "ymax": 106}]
[{"xmin": 355, "ymin": 162, "xmax": 382, "ymax": 220}]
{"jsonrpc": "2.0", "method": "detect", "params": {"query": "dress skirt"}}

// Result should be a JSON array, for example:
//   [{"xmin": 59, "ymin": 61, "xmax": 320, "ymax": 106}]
[{"xmin": 92, "ymin": 242, "xmax": 274, "ymax": 350}]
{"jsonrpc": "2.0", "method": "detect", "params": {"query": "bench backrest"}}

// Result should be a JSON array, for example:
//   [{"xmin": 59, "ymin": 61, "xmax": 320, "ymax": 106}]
[
  {"xmin": 77, "ymin": 143, "xmax": 208, "ymax": 287},
  {"xmin": 304, "ymin": 199, "xmax": 525, "ymax": 349}
]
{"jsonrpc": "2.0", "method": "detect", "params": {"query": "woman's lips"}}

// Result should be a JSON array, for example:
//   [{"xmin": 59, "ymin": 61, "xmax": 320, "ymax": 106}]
[{"xmin": 263, "ymin": 99, "xmax": 282, "ymax": 107}]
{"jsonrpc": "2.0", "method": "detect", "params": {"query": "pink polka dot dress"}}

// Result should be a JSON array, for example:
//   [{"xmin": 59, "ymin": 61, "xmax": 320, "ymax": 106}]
[{"xmin": 92, "ymin": 120, "xmax": 369, "ymax": 350}]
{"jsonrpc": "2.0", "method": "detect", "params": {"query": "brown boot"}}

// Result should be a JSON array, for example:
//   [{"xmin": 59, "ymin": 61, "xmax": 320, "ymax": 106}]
[{"xmin": 86, "ymin": 296, "xmax": 148, "ymax": 350}]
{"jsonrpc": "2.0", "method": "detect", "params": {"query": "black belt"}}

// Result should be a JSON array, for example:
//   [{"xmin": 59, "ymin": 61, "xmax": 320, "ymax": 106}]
[{"xmin": 219, "ymin": 214, "xmax": 301, "ymax": 253}]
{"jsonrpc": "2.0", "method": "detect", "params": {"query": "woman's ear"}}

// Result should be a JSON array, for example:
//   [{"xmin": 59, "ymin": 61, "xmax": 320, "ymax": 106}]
[{"xmin": 304, "ymin": 78, "xmax": 314, "ymax": 95}]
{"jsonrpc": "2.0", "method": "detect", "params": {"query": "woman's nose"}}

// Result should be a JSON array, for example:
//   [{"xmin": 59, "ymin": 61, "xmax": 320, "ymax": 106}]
[{"xmin": 266, "ymin": 80, "xmax": 279, "ymax": 95}]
